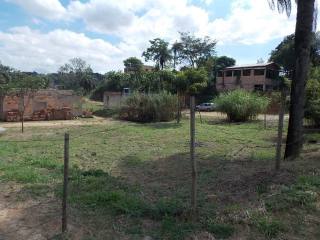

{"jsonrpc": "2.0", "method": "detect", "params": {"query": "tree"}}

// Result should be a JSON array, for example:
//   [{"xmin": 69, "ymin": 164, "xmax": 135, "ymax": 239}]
[
  {"xmin": 10, "ymin": 73, "xmax": 47, "ymax": 133},
  {"xmin": 257, "ymin": 58, "xmax": 265, "ymax": 64},
  {"xmin": 269, "ymin": 32, "xmax": 320, "ymax": 76},
  {"xmin": 269, "ymin": 0, "xmax": 317, "ymax": 159},
  {"xmin": 123, "ymin": 57, "xmax": 143, "ymax": 74},
  {"xmin": 177, "ymin": 32, "xmax": 217, "ymax": 68},
  {"xmin": 142, "ymin": 38, "xmax": 172, "ymax": 70},
  {"xmin": 171, "ymin": 41, "xmax": 183, "ymax": 70},
  {"xmin": 59, "ymin": 58, "xmax": 96, "ymax": 94}
]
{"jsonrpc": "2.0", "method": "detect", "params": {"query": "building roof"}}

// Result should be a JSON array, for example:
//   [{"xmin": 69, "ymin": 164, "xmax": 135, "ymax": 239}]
[{"xmin": 224, "ymin": 62, "xmax": 279, "ymax": 70}]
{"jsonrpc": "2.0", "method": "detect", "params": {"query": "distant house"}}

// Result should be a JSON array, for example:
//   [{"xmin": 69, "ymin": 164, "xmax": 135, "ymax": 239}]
[
  {"xmin": 124, "ymin": 65, "xmax": 155, "ymax": 74},
  {"xmin": 0, "ymin": 89, "xmax": 82, "ymax": 122},
  {"xmin": 216, "ymin": 62, "xmax": 280, "ymax": 92}
]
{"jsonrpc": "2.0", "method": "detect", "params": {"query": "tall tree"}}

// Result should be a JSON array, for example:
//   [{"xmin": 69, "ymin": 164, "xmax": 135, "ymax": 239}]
[
  {"xmin": 269, "ymin": 0, "xmax": 317, "ymax": 159},
  {"xmin": 171, "ymin": 41, "xmax": 183, "ymax": 70},
  {"xmin": 59, "ymin": 58, "xmax": 96, "ymax": 94},
  {"xmin": 178, "ymin": 32, "xmax": 217, "ymax": 68},
  {"xmin": 142, "ymin": 38, "xmax": 172, "ymax": 70},
  {"xmin": 123, "ymin": 57, "xmax": 143, "ymax": 74}
]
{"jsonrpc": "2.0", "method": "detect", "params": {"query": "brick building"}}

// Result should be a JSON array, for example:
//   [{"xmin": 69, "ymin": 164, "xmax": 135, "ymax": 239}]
[
  {"xmin": 216, "ymin": 62, "xmax": 280, "ymax": 92},
  {"xmin": 0, "ymin": 89, "xmax": 82, "ymax": 122}
]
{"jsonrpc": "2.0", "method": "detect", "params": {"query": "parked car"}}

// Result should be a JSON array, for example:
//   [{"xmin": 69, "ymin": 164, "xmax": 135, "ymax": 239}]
[{"xmin": 195, "ymin": 103, "xmax": 216, "ymax": 111}]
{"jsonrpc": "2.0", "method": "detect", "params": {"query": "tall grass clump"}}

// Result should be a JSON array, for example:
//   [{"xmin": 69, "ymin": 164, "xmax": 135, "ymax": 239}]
[
  {"xmin": 215, "ymin": 89, "xmax": 270, "ymax": 122},
  {"xmin": 119, "ymin": 92, "xmax": 178, "ymax": 122}
]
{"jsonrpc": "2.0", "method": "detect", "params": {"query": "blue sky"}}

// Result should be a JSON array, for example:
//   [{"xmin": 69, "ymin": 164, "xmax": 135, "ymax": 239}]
[{"xmin": 0, "ymin": 0, "xmax": 299, "ymax": 73}]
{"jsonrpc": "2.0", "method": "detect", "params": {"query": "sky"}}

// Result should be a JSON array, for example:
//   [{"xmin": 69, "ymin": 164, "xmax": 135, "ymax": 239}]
[{"xmin": 0, "ymin": 0, "xmax": 309, "ymax": 73}]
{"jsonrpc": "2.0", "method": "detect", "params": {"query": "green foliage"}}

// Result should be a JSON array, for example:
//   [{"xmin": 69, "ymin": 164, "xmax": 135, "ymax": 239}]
[
  {"xmin": 58, "ymin": 58, "xmax": 96, "ymax": 94},
  {"xmin": 119, "ymin": 92, "xmax": 178, "ymax": 122},
  {"xmin": 306, "ymin": 67, "xmax": 320, "ymax": 126},
  {"xmin": 175, "ymin": 68, "xmax": 208, "ymax": 95},
  {"xmin": 269, "ymin": 32, "xmax": 320, "ymax": 74},
  {"xmin": 253, "ymin": 216, "xmax": 285, "ymax": 239},
  {"xmin": 142, "ymin": 38, "xmax": 172, "ymax": 70},
  {"xmin": 265, "ymin": 186, "xmax": 317, "ymax": 212},
  {"xmin": 123, "ymin": 57, "xmax": 143, "ymax": 73},
  {"xmin": 215, "ymin": 89, "xmax": 270, "ymax": 122},
  {"xmin": 205, "ymin": 219, "xmax": 234, "ymax": 239},
  {"xmin": 160, "ymin": 216, "xmax": 195, "ymax": 240},
  {"xmin": 177, "ymin": 32, "xmax": 217, "ymax": 68}
]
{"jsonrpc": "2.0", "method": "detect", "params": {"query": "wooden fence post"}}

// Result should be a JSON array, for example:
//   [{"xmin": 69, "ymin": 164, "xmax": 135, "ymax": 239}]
[
  {"xmin": 190, "ymin": 96, "xmax": 197, "ymax": 217},
  {"xmin": 275, "ymin": 91, "xmax": 286, "ymax": 171},
  {"xmin": 62, "ymin": 133, "xmax": 69, "ymax": 233}
]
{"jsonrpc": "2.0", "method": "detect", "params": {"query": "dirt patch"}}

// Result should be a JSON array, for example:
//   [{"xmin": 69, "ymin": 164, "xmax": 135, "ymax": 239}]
[
  {"xmin": 0, "ymin": 183, "xmax": 87, "ymax": 240},
  {"xmin": 0, "ymin": 116, "xmax": 115, "ymax": 128}
]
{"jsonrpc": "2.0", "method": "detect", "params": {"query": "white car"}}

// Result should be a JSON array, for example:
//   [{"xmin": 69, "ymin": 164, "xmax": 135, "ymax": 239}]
[{"xmin": 195, "ymin": 103, "xmax": 216, "ymax": 111}]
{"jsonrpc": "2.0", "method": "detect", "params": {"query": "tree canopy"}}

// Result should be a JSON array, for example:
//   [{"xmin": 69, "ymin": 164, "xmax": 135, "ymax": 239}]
[
  {"xmin": 58, "ymin": 58, "xmax": 96, "ymax": 94},
  {"xmin": 123, "ymin": 57, "xmax": 143, "ymax": 73},
  {"xmin": 177, "ymin": 32, "xmax": 217, "ymax": 68},
  {"xmin": 269, "ymin": 32, "xmax": 320, "ymax": 74},
  {"xmin": 142, "ymin": 38, "xmax": 172, "ymax": 70}
]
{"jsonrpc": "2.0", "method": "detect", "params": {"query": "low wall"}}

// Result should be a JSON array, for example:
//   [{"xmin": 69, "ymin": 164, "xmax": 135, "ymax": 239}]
[{"xmin": 0, "ymin": 89, "xmax": 83, "ymax": 122}]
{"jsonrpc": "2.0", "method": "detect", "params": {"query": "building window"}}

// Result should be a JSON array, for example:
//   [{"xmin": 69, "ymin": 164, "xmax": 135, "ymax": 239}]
[
  {"xmin": 254, "ymin": 85, "xmax": 264, "ymax": 91},
  {"xmin": 233, "ymin": 70, "xmax": 241, "ymax": 77},
  {"xmin": 217, "ymin": 71, "xmax": 223, "ymax": 77},
  {"xmin": 243, "ymin": 69, "xmax": 251, "ymax": 76},
  {"xmin": 226, "ymin": 70, "xmax": 232, "ymax": 77},
  {"xmin": 254, "ymin": 69, "xmax": 265, "ymax": 76},
  {"xmin": 266, "ymin": 69, "xmax": 278, "ymax": 79}
]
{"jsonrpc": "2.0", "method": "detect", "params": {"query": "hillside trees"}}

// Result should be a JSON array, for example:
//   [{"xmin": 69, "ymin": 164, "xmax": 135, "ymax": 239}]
[{"xmin": 59, "ymin": 58, "xmax": 96, "ymax": 94}]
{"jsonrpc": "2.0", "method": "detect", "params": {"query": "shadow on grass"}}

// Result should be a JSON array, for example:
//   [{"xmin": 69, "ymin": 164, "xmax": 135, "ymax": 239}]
[{"xmin": 130, "ymin": 121, "xmax": 183, "ymax": 130}]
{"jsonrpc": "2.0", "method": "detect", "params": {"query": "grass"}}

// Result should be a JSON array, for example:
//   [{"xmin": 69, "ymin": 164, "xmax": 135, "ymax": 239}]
[{"xmin": 0, "ymin": 111, "xmax": 319, "ymax": 239}]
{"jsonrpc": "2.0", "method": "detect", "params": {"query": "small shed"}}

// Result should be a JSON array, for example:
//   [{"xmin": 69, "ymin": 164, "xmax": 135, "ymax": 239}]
[
  {"xmin": 103, "ymin": 91, "xmax": 129, "ymax": 108},
  {"xmin": 0, "ymin": 89, "xmax": 83, "ymax": 122}
]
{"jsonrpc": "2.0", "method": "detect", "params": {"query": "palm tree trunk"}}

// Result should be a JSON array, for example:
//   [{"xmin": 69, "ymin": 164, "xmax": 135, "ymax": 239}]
[{"xmin": 284, "ymin": 0, "xmax": 315, "ymax": 159}]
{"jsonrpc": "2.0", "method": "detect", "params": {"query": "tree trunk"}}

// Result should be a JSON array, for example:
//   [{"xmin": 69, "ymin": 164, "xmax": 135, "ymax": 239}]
[{"xmin": 284, "ymin": 0, "xmax": 315, "ymax": 159}]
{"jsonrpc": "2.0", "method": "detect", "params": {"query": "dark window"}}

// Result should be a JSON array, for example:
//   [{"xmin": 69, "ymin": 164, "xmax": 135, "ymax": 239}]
[
  {"xmin": 254, "ymin": 69, "xmax": 265, "ymax": 76},
  {"xmin": 254, "ymin": 85, "xmax": 264, "ymax": 91},
  {"xmin": 233, "ymin": 70, "xmax": 241, "ymax": 77},
  {"xmin": 243, "ymin": 69, "xmax": 251, "ymax": 76},
  {"xmin": 266, "ymin": 69, "xmax": 278, "ymax": 79},
  {"xmin": 226, "ymin": 70, "xmax": 232, "ymax": 77},
  {"xmin": 217, "ymin": 71, "xmax": 223, "ymax": 77}
]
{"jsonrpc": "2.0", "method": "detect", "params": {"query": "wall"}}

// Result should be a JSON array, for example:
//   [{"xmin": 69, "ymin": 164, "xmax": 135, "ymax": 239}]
[
  {"xmin": 103, "ymin": 91, "xmax": 128, "ymax": 108},
  {"xmin": 0, "ymin": 89, "xmax": 82, "ymax": 121}
]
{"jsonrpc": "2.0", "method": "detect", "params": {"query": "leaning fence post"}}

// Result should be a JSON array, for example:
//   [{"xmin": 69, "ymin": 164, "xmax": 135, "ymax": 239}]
[
  {"xmin": 190, "ymin": 96, "xmax": 197, "ymax": 218},
  {"xmin": 275, "ymin": 91, "xmax": 286, "ymax": 171},
  {"xmin": 62, "ymin": 133, "xmax": 69, "ymax": 233}
]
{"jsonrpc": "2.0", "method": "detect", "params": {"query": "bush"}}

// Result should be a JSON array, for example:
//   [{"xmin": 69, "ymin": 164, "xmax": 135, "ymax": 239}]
[
  {"xmin": 305, "ymin": 68, "xmax": 320, "ymax": 126},
  {"xmin": 119, "ymin": 92, "xmax": 178, "ymax": 123},
  {"xmin": 215, "ymin": 89, "xmax": 270, "ymax": 122}
]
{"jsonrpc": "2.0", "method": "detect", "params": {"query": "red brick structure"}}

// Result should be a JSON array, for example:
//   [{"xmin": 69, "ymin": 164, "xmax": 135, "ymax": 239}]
[
  {"xmin": 0, "ymin": 89, "xmax": 82, "ymax": 122},
  {"xmin": 216, "ymin": 62, "xmax": 280, "ymax": 92}
]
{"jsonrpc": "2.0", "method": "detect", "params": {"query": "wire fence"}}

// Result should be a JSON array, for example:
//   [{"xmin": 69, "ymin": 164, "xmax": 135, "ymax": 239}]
[{"xmin": 0, "ymin": 116, "xmax": 318, "ymax": 239}]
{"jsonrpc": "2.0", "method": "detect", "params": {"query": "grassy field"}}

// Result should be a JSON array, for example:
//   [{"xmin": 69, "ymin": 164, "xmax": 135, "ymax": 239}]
[{"xmin": 0, "ymin": 111, "xmax": 319, "ymax": 239}]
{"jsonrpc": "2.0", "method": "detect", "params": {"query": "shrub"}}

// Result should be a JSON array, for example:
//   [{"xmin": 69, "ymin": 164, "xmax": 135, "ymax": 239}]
[
  {"xmin": 119, "ymin": 92, "xmax": 178, "ymax": 123},
  {"xmin": 305, "ymin": 68, "xmax": 320, "ymax": 126},
  {"xmin": 215, "ymin": 89, "xmax": 270, "ymax": 122}
]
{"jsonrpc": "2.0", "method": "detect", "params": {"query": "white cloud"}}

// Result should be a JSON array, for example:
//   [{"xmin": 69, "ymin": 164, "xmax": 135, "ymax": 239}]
[
  {"xmin": 0, "ymin": 27, "xmax": 135, "ymax": 73},
  {"xmin": 207, "ymin": 0, "xmax": 297, "ymax": 45},
  {"xmin": 2, "ymin": 0, "xmax": 311, "ymax": 72},
  {"xmin": 7, "ymin": 0, "xmax": 67, "ymax": 20}
]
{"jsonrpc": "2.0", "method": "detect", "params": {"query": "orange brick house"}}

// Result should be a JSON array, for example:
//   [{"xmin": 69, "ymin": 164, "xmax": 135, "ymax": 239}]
[
  {"xmin": 0, "ymin": 89, "xmax": 82, "ymax": 122},
  {"xmin": 216, "ymin": 62, "xmax": 280, "ymax": 92}
]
